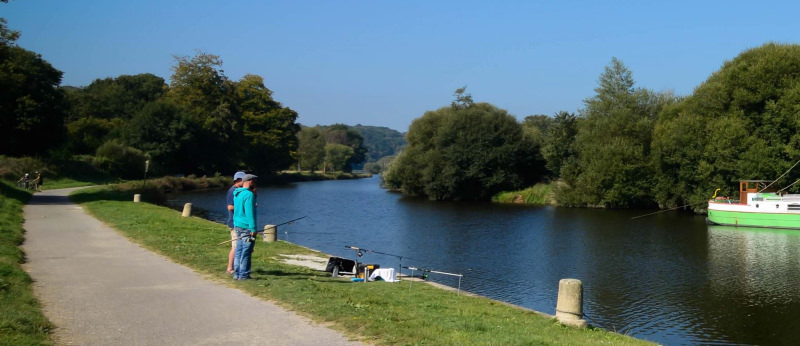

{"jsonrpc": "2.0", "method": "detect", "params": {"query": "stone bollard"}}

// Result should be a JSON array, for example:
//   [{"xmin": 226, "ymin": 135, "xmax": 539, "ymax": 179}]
[
  {"xmin": 555, "ymin": 278, "xmax": 588, "ymax": 328},
  {"xmin": 133, "ymin": 194, "xmax": 141, "ymax": 203},
  {"xmin": 181, "ymin": 203, "xmax": 192, "ymax": 217},
  {"xmin": 263, "ymin": 224, "xmax": 276, "ymax": 242}
]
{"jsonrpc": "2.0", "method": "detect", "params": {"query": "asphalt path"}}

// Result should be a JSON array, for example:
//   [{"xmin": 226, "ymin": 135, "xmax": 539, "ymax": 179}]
[{"xmin": 22, "ymin": 188, "xmax": 361, "ymax": 346}]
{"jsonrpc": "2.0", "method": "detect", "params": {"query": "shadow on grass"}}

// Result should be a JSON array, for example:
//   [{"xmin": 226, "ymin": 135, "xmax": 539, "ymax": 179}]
[
  {"xmin": 0, "ymin": 180, "xmax": 31, "ymax": 204},
  {"xmin": 69, "ymin": 187, "xmax": 162, "ymax": 205}
]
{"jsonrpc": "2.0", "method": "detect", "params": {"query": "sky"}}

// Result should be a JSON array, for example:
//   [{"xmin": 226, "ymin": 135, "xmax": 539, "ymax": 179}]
[{"xmin": 5, "ymin": 1, "xmax": 800, "ymax": 132}]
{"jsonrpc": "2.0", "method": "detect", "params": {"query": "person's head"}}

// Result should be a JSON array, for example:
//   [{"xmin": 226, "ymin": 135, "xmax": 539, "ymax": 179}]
[
  {"xmin": 233, "ymin": 171, "xmax": 246, "ymax": 187},
  {"xmin": 242, "ymin": 174, "xmax": 258, "ymax": 189}
]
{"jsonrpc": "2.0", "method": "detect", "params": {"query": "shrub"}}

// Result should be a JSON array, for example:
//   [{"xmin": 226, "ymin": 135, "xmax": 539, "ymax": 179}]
[{"xmin": 95, "ymin": 140, "xmax": 149, "ymax": 179}]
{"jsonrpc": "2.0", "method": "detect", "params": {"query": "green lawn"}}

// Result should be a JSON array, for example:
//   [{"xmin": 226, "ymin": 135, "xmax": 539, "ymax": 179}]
[
  {"xmin": 0, "ymin": 181, "xmax": 53, "ymax": 345},
  {"xmin": 70, "ymin": 185, "xmax": 654, "ymax": 345}
]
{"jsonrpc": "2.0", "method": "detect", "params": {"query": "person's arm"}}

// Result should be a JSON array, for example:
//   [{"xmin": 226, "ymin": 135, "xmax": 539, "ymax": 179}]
[
  {"xmin": 244, "ymin": 193, "xmax": 257, "ymax": 231},
  {"xmin": 252, "ymin": 195, "xmax": 258, "ymax": 232}
]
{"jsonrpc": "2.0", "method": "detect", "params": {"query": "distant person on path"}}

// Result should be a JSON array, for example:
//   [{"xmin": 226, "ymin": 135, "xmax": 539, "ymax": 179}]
[
  {"xmin": 33, "ymin": 171, "xmax": 43, "ymax": 192},
  {"xmin": 226, "ymin": 171, "xmax": 246, "ymax": 275},
  {"xmin": 20, "ymin": 173, "xmax": 30, "ymax": 190},
  {"xmin": 233, "ymin": 174, "xmax": 258, "ymax": 280}
]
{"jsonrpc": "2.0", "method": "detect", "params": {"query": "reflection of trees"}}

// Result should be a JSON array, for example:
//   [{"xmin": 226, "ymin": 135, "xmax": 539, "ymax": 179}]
[{"xmin": 704, "ymin": 227, "xmax": 800, "ymax": 344}]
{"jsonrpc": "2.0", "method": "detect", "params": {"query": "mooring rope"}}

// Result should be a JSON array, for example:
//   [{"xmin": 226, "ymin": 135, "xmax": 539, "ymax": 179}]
[
  {"xmin": 760, "ymin": 157, "xmax": 800, "ymax": 192},
  {"xmin": 778, "ymin": 178, "xmax": 800, "ymax": 192}
]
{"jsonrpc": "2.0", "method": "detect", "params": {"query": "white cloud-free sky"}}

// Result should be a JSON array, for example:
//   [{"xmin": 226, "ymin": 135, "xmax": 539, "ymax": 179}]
[{"xmin": 5, "ymin": 1, "xmax": 800, "ymax": 131}]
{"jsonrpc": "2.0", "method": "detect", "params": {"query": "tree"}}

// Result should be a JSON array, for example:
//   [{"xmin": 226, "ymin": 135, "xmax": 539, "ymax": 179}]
[
  {"xmin": 122, "ymin": 100, "xmax": 196, "ymax": 175},
  {"xmin": 167, "ymin": 52, "xmax": 237, "ymax": 174},
  {"xmin": 559, "ymin": 58, "xmax": 674, "ymax": 207},
  {"xmin": 321, "ymin": 124, "xmax": 367, "ymax": 172},
  {"xmin": 384, "ymin": 101, "xmax": 544, "ymax": 201},
  {"xmin": 540, "ymin": 111, "xmax": 578, "ymax": 178},
  {"xmin": 325, "ymin": 143, "xmax": 354, "ymax": 172},
  {"xmin": 63, "ymin": 73, "xmax": 167, "ymax": 154},
  {"xmin": 652, "ymin": 43, "xmax": 800, "ymax": 209},
  {"xmin": 235, "ymin": 74, "xmax": 300, "ymax": 174},
  {"xmin": 0, "ymin": 18, "xmax": 66, "ymax": 156},
  {"xmin": 297, "ymin": 126, "xmax": 325, "ymax": 172},
  {"xmin": 65, "ymin": 116, "xmax": 121, "ymax": 155},
  {"xmin": 451, "ymin": 86, "xmax": 474, "ymax": 109}
]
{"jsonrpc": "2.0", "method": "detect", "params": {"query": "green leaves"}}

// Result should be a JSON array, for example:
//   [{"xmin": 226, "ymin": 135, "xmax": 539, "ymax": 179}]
[
  {"xmin": 385, "ymin": 102, "xmax": 543, "ymax": 201},
  {"xmin": 563, "ymin": 58, "xmax": 672, "ymax": 207},
  {"xmin": 652, "ymin": 43, "xmax": 800, "ymax": 209}
]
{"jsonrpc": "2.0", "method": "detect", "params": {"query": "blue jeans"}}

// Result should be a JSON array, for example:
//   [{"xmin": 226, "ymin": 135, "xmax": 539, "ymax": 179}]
[{"xmin": 233, "ymin": 227, "xmax": 256, "ymax": 279}]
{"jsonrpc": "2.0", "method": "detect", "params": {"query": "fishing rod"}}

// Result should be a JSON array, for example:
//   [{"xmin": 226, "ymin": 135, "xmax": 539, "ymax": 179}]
[
  {"xmin": 630, "ymin": 204, "xmax": 695, "ymax": 220},
  {"xmin": 216, "ymin": 216, "xmax": 307, "ymax": 245},
  {"xmin": 345, "ymin": 245, "xmax": 404, "ymax": 276}
]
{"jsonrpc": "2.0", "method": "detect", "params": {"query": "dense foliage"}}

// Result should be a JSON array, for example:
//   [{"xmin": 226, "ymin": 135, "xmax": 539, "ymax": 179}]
[
  {"xmin": 557, "ymin": 58, "xmax": 676, "ymax": 207},
  {"xmin": 296, "ymin": 124, "xmax": 367, "ymax": 173},
  {"xmin": 0, "ymin": 19, "xmax": 66, "ymax": 157},
  {"xmin": 384, "ymin": 101, "xmax": 545, "ymax": 201},
  {"xmin": 652, "ymin": 43, "xmax": 800, "ymax": 210}
]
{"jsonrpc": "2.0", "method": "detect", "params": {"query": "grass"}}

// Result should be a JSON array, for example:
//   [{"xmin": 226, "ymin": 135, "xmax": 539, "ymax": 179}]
[
  {"xmin": 493, "ymin": 183, "xmax": 556, "ymax": 206},
  {"xmin": 0, "ymin": 181, "xmax": 53, "ymax": 345},
  {"xmin": 71, "ymin": 185, "xmax": 653, "ymax": 345}
]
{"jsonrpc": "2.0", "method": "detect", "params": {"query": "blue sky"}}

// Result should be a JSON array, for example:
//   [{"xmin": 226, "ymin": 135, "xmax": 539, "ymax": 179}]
[{"xmin": 5, "ymin": 1, "xmax": 800, "ymax": 132}]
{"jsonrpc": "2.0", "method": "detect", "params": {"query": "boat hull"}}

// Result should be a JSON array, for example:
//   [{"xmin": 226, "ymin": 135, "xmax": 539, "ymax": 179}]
[{"xmin": 707, "ymin": 201, "xmax": 800, "ymax": 229}]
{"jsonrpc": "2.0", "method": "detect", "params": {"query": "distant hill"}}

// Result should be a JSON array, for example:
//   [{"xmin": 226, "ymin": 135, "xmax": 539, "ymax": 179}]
[{"xmin": 352, "ymin": 125, "xmax": 407, "ymax": 162}]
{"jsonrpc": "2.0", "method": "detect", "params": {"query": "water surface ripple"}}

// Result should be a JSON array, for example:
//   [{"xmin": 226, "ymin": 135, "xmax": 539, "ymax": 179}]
[{"xmin": 172, "ymin": 177, "xmax": 800, "ymax": 345}]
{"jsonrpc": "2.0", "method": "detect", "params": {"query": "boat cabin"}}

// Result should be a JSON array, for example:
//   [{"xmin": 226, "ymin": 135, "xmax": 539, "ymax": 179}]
[{"xmin": 739, "ymin": 180, "xmax": 776, "ymax": 204}]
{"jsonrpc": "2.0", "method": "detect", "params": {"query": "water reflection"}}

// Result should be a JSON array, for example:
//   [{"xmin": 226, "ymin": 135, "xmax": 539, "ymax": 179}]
[{"xmin": 170, "ymin": 177, "xmax": 800, "ymax": 345}]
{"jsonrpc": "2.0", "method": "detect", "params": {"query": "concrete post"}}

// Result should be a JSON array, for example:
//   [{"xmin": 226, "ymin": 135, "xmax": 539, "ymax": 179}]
[
  {"xmin": 263, "ymin": 224, "xmax": 276, "ymax": 242},
  {"xmin": 555, "ymin": 278, "xmax": 588, "ymax": 328},
  {"xmin": 181, "ymin": 203, "xmax": 192, "ymax": 217},
  {"xmin": 133, "ymin": 194, "xmax": 141, "ymax": 203}
]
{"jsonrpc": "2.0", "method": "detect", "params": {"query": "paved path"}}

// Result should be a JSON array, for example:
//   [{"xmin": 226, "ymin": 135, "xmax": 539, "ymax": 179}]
[{"xmin": 22, "ymin": 188, "xmax": 361, "ymax": 346}]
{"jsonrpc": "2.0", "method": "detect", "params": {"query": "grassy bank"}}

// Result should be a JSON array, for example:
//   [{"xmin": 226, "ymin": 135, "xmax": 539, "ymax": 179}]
[
  {"xmin": 0, "ymin": 181, "xmax": 53, "ymax": 345},
  {"xmin": 493, "ymin": 183, "xmax": 556, "ymax": 206},
  {"xmin": 71, "ymin": 185, "xmax": 651, "ymax": 345}
]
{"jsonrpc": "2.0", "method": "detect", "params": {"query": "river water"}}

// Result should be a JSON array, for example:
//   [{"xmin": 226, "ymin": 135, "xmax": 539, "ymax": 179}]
[{"xmin": 170, "ymin": 176, "xmax": 800, "ymax": 345}]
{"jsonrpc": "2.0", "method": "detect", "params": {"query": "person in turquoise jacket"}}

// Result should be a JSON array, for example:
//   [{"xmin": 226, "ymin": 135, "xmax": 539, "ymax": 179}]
[{"xmin": 232, "ymin": 174, "xmax": 258, "ymax": 280}]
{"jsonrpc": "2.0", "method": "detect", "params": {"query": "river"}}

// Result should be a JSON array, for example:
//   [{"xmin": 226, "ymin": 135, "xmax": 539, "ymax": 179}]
[{"xmin": 169, "ymin": 176, "xmax": 800, "ymax": 345}]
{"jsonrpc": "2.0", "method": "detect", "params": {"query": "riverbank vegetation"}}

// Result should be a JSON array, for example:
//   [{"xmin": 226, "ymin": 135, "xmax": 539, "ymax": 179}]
[
  {"xmin": 492, "ymin": 183, "xmax": 555, "ymax": 205},
  {"xmin": 69, "ymin": 185, "xmax": 651, "ymax": 345},
  {"xmin": 387, "ymin": 44, "xmax": 800, "ymax": 211},
  {"xmin": 0, "ymin": 182, "xmax": 52, "ymax": 345}
]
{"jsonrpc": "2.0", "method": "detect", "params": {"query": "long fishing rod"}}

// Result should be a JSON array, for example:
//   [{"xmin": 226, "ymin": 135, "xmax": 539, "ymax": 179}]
[
  {"xmin": 345, "ymin": 245, "xmax": 403, "ymax": 259},
  {"xmin": 345, "ymin": 245, "xmax": 404, "ymax": 277},
  {"xmin": 216, "ymin": 216, "xmax": 307, "ymax": 245},
  {"xmin": 630, "ymin": 204, "xmax": 695, "ymax": 220}
]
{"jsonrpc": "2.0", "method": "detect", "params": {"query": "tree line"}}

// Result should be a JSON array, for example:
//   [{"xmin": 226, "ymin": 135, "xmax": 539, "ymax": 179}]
[
  {"xmin": 1, "ymin": 19, "xmax": 375, "ymax": 178},
  {"xmin": 387, "ymin": 43, "xmax": 800, "ymax": 210}
]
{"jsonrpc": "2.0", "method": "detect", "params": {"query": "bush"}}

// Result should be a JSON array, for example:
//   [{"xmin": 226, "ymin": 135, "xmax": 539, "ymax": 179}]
[
  {"xmin": 0, "ymin": 156, "xmax": 46, "ymax": 182},
  {"xmin": 95, "ymin": 140, "xmax": 149, "ymax": 179}
]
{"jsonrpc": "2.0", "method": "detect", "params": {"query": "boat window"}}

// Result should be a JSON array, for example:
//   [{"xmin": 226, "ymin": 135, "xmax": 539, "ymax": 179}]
[{"xmin": 788, "ymin": 204, "xmax": 800, "ymax": 210}]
